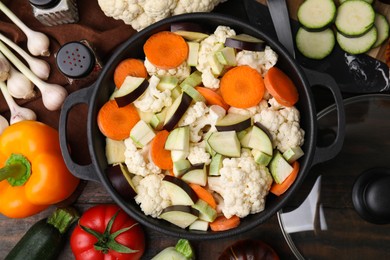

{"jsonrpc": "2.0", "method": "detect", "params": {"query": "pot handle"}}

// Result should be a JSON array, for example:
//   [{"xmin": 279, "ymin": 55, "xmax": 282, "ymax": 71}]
[
  {"xmin": 303, "ymin": 68, "xmax": 346, "ymax": 166},
  {"xmin": 59, "ymin": 85, "xmax": 101, "ymax": 182}
]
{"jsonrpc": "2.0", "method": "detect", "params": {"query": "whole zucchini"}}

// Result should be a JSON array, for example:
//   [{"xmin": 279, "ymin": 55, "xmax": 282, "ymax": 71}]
[{"xmin": 5, "ymin": 207, "xmax": 79, "ymax": 260}]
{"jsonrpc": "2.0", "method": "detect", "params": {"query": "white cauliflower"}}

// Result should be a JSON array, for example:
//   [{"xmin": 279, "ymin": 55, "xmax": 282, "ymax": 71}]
[
  {"xmin": 253, "ymin": 98, "xmax": 305, "ymax": 153},
  {"xmin": 134, "ymin": 174, "xmax": 171, "ymax": 217},
  {"xmin": 173, "ymin": 0, "xmax": 225, "ymax": 15},
  {"xmin": 197, "ymin": 26, "xmax": 236, "ymax": 89},
  {"xmin": 124, "ymin": 137, "xmax": 161, "ymax": 176},
  {"xmin": 187, "ymin": 141, "xmax": 211, "ymax": 165},
  {"xmin": 186, "ymin": 104, "xmax": 226, "ymax": 142},
  {"xmin": 133, "ymin": 75, "xmax": 172, "ymax": 113},
  {"xmin": 98, "ymin": 0, "xmax": 226, "ymax": 32},
  {"xmin": 236, "ymin": 46, "xmax": 278, "ymax": 76},
  {"xmin": 144, "ymin": 58, "xmax": 191, "ymax": 82},
  {"xmin": 178, "ymin": 101, "xmax": 209, "ymax": 127},
  {"xmin": 227, "ymin": 100, "xmax": 268, "ymax": 117},
  {"xmin": 208, "ymin": 150, "xmax": 273, "ymax": 218}
]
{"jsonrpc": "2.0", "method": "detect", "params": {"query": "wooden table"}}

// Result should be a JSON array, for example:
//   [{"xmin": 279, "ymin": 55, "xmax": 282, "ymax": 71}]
[{"xmin": 1, "ymin": 1, "xmax": 389, "ymax": 259}]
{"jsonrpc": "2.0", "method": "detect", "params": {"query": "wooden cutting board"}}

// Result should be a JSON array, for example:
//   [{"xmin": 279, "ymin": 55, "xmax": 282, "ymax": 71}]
[{"xmin": 257, "ymin": 0, "xmax": 390, "ymax": 65}]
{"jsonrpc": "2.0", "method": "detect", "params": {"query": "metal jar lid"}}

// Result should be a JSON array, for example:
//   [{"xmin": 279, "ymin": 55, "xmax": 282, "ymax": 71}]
[
  {"xmin": 56, "ymin": 41, "xmax": 95, "ymax": 79},
  {"xmin": 278, "ymin": 94, "xmax": 390, "ymax": 259},
  {"xmin": 29, "ymin": 0, "xmax": 61, "ymax": 9}
]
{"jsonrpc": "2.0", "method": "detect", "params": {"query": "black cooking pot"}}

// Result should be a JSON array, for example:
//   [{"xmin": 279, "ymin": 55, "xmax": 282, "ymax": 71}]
[{"xmin": 59, "ymin": 13, "xmax": 345, "ymax": 240}]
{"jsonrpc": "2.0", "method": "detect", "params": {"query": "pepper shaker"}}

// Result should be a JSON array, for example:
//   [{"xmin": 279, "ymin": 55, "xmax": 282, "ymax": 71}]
[
  {"xmin": 55, "ymin": 40, "xmax": 103, "ymax": 85},
  {"xmin": 29, "ymin": 0, "xmax": 79, "ymax": 26}
]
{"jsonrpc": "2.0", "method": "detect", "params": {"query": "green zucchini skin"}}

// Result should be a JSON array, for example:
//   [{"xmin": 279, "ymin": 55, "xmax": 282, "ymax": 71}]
[{"xmin": 5, "ymin": 219, "xmax": 64, "ymax": 260}]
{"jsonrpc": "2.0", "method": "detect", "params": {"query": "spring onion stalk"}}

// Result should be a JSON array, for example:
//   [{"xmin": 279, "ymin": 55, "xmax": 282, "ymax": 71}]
[
  {"xmin": 0, "ymin": 41, "xmax": 67, "ymax": 111},
  {"xmin": 0, "ymin": 52, "xmax": 10, "ymax": 81},
  {"xmin": 0, "ymin": 81, "xmax": 36, "ymax": 124},
  {"xmin": 0, "ymin": 34, "xmax": 50, "ymax": 80},
  {"xmin": 0, "ymin": 114, "xmax": 9, "ymax": 134},
  {"xmin": 0, "ymin": 1, "xmax": 50, "ymax": 57},
  {"xmin": 7, "ymin": 65, "xmax": 35, "ymax": 99}
]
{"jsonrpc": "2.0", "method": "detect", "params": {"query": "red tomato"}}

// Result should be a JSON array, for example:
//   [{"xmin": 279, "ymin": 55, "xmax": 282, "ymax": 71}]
[{"xmin": 70, "ymin": 204, "xmax": 145, "ymax": 260}]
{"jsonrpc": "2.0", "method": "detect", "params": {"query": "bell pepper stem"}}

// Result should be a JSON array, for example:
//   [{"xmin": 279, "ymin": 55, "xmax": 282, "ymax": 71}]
[
  {"xmin": 0, "ymin": 153, "xmax": 31, "ymax": 186},
  {"xmin": 0, "ymin": 163, "xmax": 26, "ymax": 181}
]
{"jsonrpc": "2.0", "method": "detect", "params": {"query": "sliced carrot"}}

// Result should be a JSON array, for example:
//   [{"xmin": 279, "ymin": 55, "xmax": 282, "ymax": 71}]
[
  {"xmin": 270, "ymin": 161, "xmax": 300, "ymax": 196},
  {"xmin": 264, "ymin": 66, "xmax": 299, "ymax": 107},
  {"xmin": 97, "ymin": 100, "xmax": 140, "ymax": 141},
  {"xmin": 210, "ymin": 215, "xmax": 240, "ymax": 232},
  {"xmin": 150, "ymin": 130, "xmax": 173, "ymax": 170},
  {"xmin": 189, "ymin": 183, "xmax": 217, "ymax": 209},
  {"xmin": 220, "ymin": 65, "xmax": 265, "ymax": 108},
  {"xmin": 143, "ymin": 31, "xmax": 189, "ymax": 69},
  {"xmin": 195, "ymin": 86, "xmax": 230, "ymax": 111},
  {"xmin": 113, "ymin": 58, "xmax": 148, "ymax": 88}
]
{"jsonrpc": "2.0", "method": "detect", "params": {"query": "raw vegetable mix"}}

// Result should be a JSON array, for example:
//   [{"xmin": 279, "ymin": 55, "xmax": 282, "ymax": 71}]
[
  {"xmin": 0, "ymin": 121, "xmax": 80, "ymax": 218},
  {"xmin": 97, "ymin": 24, "xmax": 306, "ymax": 231}
]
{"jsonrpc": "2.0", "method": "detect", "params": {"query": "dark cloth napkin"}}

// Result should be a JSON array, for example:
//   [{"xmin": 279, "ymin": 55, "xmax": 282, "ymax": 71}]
[{"xmin": 0, "ymin": 0, "xmax": 136, "ymax": 164}]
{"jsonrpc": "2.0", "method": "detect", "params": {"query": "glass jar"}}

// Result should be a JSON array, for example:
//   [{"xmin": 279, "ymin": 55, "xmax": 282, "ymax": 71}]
[{"xmin": 29, "ymin": 0, "xmax": 79, "ymax": 26}]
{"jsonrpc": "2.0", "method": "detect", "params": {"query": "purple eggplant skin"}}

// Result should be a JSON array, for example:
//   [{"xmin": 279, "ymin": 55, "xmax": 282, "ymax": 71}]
[
  {"xmin": 163, "ymin": 175, "xmax": 199, "ymax": 203},
  {"xmin": 106, "ymin": 164, "xmax": 137, "ymax": 200},
  {"xmin": 114, "ymin": 80, "xmax": 149, "ymax": 107},
  {"xmin": 218, "ymin": 239, "xmax": 280, "ymax": 260},
  {"xmin": 170, "ymin": 22, "xmax": 205, "ymax": 33},
  {"xmin": 225, "ymin": 37, "xmax": 266, "ymax": 52},
  {"xmin": 163, "ymin": 92, "xmax": 193, "ymax": 131}
]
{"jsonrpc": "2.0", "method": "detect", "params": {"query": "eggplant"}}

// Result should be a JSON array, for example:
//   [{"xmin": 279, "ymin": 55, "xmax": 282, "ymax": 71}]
[
  {"xmin": 219, "ymin": 239, "xmax": 279, "ymax": 260},
  {"xmin": 162, "ymin": 175, "xmax": 199, "ymax": 205},
  {"xmin": 106, "ymin": 163, "xmax": 137, "ymax": 199},
  {"xmin": 113, "ymin": 77, "xmax": 149, "ymax": 107},
  {"xmin": 160, "ymin": 205, "xmax": 200, "ymax": 229},
  {"xmin": 170, "ymin": 22, "xmax": 209, "ymax": 42},
  {"xmin": 163, "ymin": 92, "xmax": 193, "ymax": 131},
  {"xmin": 225, "ymin": 34, "xmax": 266, "ymax": 51},
  {"xmin": 215, "ymin": 113, "xmax": 251, "ymax": 132}
]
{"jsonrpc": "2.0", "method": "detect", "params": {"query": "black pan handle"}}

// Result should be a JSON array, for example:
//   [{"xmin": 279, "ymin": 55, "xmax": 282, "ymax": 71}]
[
  {"xmin": 303, "ymin": 68, "xmax": 346, "ymax": 166},
  {"xmin": 59, "ymin": 85, "xmax": 101, "ymax": 182}
]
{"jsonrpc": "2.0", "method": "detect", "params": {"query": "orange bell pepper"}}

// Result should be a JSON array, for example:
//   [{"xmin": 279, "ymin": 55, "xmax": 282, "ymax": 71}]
[{"xmin": 0, "ymin": 120, "xmax": 80, "ymax": 218}]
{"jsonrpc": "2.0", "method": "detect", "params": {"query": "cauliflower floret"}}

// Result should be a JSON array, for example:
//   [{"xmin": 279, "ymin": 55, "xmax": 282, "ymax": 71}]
[
  {"xmin": 187, "ymin": 141, "xmax": 211, "ymax": 165},
  {"xmin": 187, "ymin": 104, "xmax": 226, "ymax": 142},
  {"xmin": 197, "ymin": 26, "xmax": 236, "ymax": 89},
  {"xmin": 236, "ymin": 46, "xmax": 278, "ymax": 76},
  {"xmin": 276, "ymin": 122, "xmax": 305, "ymax": 153},
  {"xmin": 124, "ymin": 137, "xmax": 161, "ymax": 176},
  {"xmin": 173, "ymin": 0, "xmax": 225, "ymax": 14},
  {"xmin": 253, "ymin": 98, "xmax": 305, "ymax": 153},
  {"xmin": 133, "ymin": 75, "xmax": 172, "ymax": 113},
  {"xmin": 98, "ymin": 0, "xmax": 226, "ymax": 32},
  {"xmin": 178, "ymin": 101, "xmax": 209, "ymax": 127},
  {"xmin": 208, "ymin": 150, "xmax": 273, "ymax": 218},
  {"xmin": 144, "ymin": 58, "xmax": 191, "ymax": 82},
  {"xmin": 134, "ymin": 174, "xmax": 171, "ymax": 217},
  {"xmin": 227, "ymin": 100, "xmax": 268, "ymax": 117}
]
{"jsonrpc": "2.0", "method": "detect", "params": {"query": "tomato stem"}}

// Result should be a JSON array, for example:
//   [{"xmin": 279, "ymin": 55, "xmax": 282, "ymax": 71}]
[
  {"xmin": 80, "ymin": 210, "xmax": 139, "ymax": 254},
  {"xmin": 0, "ymin": 153, "xmax": 31, "ymax": 186}
]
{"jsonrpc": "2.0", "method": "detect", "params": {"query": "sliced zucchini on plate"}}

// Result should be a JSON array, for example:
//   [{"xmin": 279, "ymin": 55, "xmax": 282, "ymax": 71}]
[
  {"xmin": 297, "ymin": 0, "xmax": 337, "ymax": 31},
  {"xmin": 372, "ymin": 13, "xmax": 390, "ymax": 48},
  {"xmin": 335, "ymin": 0, "xmax": 375, "ymax": 37},
  {"xmin": 296, "ymin": 27, "xmax": 335, "ymax": 59},
  {"xmin": 336, "ymin": 26, "xmax": 377, "ymax": 55}
]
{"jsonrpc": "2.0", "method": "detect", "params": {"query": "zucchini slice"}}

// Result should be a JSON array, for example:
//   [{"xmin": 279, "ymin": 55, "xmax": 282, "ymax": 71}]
[
  {"xmin": 372, "ymin": 13, "xmax": 390, "ymax": 48},
  {"xmin": 297, "ymin": 0, "xmax": 337, "ymax": 31},
  {"xmin": 296, "ymin": 27, "xmax": 335, "ymax": 59},
  {"xmin": 335, "ymin": 0, "xmax": 375, "ymax": 37},
  {"xmin": 336, "ymin": 26, "xmax": 378, "ymax": 55}
]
